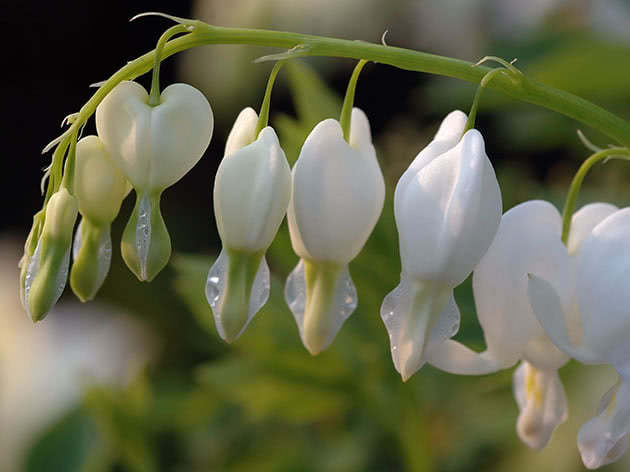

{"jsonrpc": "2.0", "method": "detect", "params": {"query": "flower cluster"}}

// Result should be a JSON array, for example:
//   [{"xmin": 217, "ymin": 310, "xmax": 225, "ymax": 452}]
[{"xmin": 21, "ymin": 43, "xmax": 630, "ymax": 469}]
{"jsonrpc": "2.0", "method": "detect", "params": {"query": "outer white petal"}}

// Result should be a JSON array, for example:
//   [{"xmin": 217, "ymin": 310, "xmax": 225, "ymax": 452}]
[
  {"xmin": 96, "ymin": 81, "xmax": 213, "ymax": 192},
  {"xmin": 224, "ymin": 107, "xmax": 259, "ymax": 157},
  {"xmin": 394, "ymin": 110, "xmax": 467, "ymax": 216},
  {"xmin": 96, "ymin": 81, "xmax": 152, "ymax": 190},
  {"xmin": 396, "ymin": 129, "xmax": 501, "ymax": 286},
  {"xmin": 425, "ymin": 340, "xmax": 505, "ymax": 374},
  {"xmin": 576, "ymin": 208, "xmax": 630, "ymax": 367},
  {"xmin": 74, "ymin": 135, "xmax": 130, "ymax": 225},
  {"xmin": 287, "ymin": 116, "xmax": 384, "ymax": 263},
  {"xmin": 578, "ymin": 379, "xmax": 630, "ymax": 469},
  {"xmin": 568, "ymin": 202, "xmax": 618, "ymax": 256},
  {"xmin": 473, "ymin": 201, "xmax": 570, "ymax": 370},
  {"xmin": 149, "ymin": 83, "xmax": 213, "ymax": 190},
  {"xmin": 513, "ymin": 361, "xmax": 568, "ymax": 450},
  {"xmin": 528, "ymin": 274, "xmax": 601, "ymax": 364},
  {"xmin": 214, "ymin": 127, "xmax": 291, "ymax": 252}
]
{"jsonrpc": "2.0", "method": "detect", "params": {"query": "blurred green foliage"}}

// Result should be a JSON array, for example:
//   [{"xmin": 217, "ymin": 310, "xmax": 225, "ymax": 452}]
[{"xmin": 23, "ymin": 46, "xmax": 630, "ymax": 472}]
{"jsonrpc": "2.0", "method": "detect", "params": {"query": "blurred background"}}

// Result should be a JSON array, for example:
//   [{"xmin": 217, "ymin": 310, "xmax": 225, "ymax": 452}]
[{"xmin": 3, "ymin": 0, "xmax": 630, "ymax": 470}]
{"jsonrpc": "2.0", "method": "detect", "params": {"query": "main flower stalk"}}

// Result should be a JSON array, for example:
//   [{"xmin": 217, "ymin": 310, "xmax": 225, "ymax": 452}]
[{"xmin": 49, "ymin": 17, "xmax": 630, "ymax": 166}]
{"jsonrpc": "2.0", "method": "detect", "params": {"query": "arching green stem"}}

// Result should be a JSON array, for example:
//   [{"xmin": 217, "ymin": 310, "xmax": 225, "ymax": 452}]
[
  {"xmin": 464, "ymin": 68, "xmax": 511, "ymax": 133},
  {"xmin": 561, "ymin": 147, "xmax": 630, "ymax": 245},
  {"xmin": 340, "ymin": 59, "xmax": 368, "ymax": 141},
  {"xmin": 255, "ymin": 60, "xmax": 285, "ymax": 136},
  {"xmin": 43, "ymin": 19, "xmax": 630, "ymax": 159},
  {"xmin": 61, "ymin": 130, "xmax": 79, "ymax": 195},
  {"xmin": 148, "ymin": 24, "xmax": 191, "ymax": 106}
]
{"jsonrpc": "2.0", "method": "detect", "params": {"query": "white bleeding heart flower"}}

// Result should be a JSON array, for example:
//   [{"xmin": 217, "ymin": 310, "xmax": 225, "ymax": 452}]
[
  {"xmin": 206, "ymin": 107, "xmax": 291, "ymax": 342},
  {"xmin": 24, "ymin": 188, "xmax": 78, "ymax": 322},
  {"xmin": 529, "ymin": 206, "xmax": 630, "ymax": 468},
  {"xmin": 70, "ymin": 135, "xmax": 131, "ymax": 302},
  {"xmin": 427, "ymin": 200, "xmax": 615, "ymax": 449},
  {"xmin": 285, "ymin": 108, "xmax": 385, "ymax": 355},
  {"xmin": 96, "ymin": 80, "xmax": 213, "ymax": 281},
  {"xmin": 381, "ymin": 111, "xmax": 502, "ymax": 382}
]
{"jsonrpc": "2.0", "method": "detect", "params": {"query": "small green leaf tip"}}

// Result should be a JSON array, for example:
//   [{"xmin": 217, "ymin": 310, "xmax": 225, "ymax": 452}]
[
  {"xmin": 254, "ymin": 44, "xmax": 312, "ymax": 64},
  {"xmin": 130, "ymin": 11, "xmax": 197, "ymax": 28}
]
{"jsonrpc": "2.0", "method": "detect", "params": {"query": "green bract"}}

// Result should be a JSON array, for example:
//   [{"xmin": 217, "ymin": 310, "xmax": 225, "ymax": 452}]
[{"xmin": 24, "ymin": 188, "xmax": 78, "ymax": 322}]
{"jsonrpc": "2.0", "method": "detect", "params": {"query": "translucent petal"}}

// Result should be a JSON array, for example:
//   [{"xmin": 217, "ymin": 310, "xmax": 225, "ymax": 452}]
[
  {"xmin": 425, "ymin": 340, "xmax": 506, "ymax": 375},
  {"xmin": 513, "ymin": 361, "xmax": 568, "ymax": 450},
  {"xmin": 23, "ymin": 240, "xmax": 42, "ymax": 318},
  {"xmin": 576, "ymin": 208, "xmax": 630, "ymax": 367},
  {"xmin": 285, "ymin": 259, "xmax": 357, "ymax": 355},
  {"xmin": 473, "ymin": 201, "xmax": 570, "ymax": 368},
  {"xmin": 205, "ymin": 248, "xmax": 270, "ymax": 343},
  {"xmin": 380, "ymin": 277, "xmax": 455, "ymax": 381},
  {"xmin": 568, "ymin": 202, "xmax": 617, "ymax": 256},
  {"xmin": 527, "ymin": 274, "xmax": 599, "ymax": 364},
  {"xmin": 578, "ymin": 378, "xmax": 630, "ymax": 469},
  {"xmin": 71, "ymin": 220, "xmax": 113, "ymax": 301}
]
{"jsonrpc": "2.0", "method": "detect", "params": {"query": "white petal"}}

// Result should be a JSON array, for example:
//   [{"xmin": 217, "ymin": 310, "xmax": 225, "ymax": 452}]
[
  {"xmin": 577, "ymin": 208, "xmax": 630, "ymax": 367},
  {"xmin": 578, "ymin": 378, "xmax": 630, "ymax": 469},
  {"xmin": 425, "ymin": 340, "xmax": 507, "ymax": 375},
  {"xmin": 513, "ymin": 361, "xmax": 568, "ymax": 450},
  {"xmin": 396, "ymin": 129, "xmax": 502, "ymax": 286},
  {"xmin": 527, "ymin": 274, "xmax": 600, "ymax": 364},
  {"xmin": 568, "ymin": 202, "xmax": 617, "ymax": 256},
  {"xmin": 287, "ymin": 118, "xmax": 384, "ymax": 263},
  {"xmin": 214, "ymin": 127, "xmax": 291, "ymax": 252},
  {"xmin": 473, "ymin": 201, "xmax": 570, "ymax": 369},
  {"xmin": 74, "ymin": 135, "xmax": 129, "ymax": 225},
  {"xmin": 96, "ymin": 81, "xmax": 213, "ymax": 192},
  {"xmin": 394, "ymin": 110, "xmax": 467, "ymax": 223},
  {"xmin": 224, "ymin": 107, "xmax": 259, "ymax": 157},
  {"xmin": 149, "ymin": 83, "xmax": 214, "ymax": 190}
]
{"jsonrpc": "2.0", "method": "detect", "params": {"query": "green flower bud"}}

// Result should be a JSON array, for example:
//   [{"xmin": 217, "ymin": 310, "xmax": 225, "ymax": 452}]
[
  {"xmin": 25, "ymin": 188, "xmax": 78, "ymax": 322},
  {"xmin": 70, "ymin": 219, "xmax": 112, "ymax": 302}
]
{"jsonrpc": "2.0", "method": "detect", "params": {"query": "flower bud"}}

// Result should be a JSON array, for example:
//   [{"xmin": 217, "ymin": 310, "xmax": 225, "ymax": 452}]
[
  {"xmin": 206, "ymin": 108, "xmax": 291, "ymax": 342},
  {"xmin": 70, "ymin": 136, "xmax": 130, "ymax": 301},
  {"xmin": 382, "ymin": 113, "xmax": 501, "ymax": 381},
  {"xmin": 286, "ymin": 108, "xmax": 384, "ymax": 354},
  {"xmin": 24, "ymin": 188, "xmax": 78, "ymax": 321},
  {"xmin": 96, "ymin": 80, "xmax": 213, "ymax": 281}
]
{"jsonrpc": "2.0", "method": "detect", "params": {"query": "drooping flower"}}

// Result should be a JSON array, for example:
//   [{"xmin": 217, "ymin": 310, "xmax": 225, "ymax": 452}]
[
  {"xmin": 427, "ymin": 201, "xmax": 616, "ymax": 449},
  {"xmin": 206, "ymin": 108, "xmax": 292, "ymax": 342},
  {"xmin": 381, "ymin": 111, "xmax": 502, "ymax": 381},
  {"xmin": 529, "ymin": 206, "xmax": 630, "ymax": 468},
  {"xmin": 23, "ymin": 188, "xmax": 78, "ymax": 321},
  {"xmin": 285, "ymin": 108, "xmax": 385, "ymax": 354},
  {"xmin": 96, "ymin": 80, "xmax": 213, "ymax": 281},
  {"xmin": 70, "ymin": 135, "xmax": 130, "ymax": 301}
]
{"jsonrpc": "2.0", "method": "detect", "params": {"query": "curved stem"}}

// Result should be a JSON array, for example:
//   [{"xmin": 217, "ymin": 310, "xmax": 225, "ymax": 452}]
[
  {"xmin": 339, "ymin": 59, "xmax": 368, "ymax": 141},
  {"xmin": 561, "ymin": 148, "xmax": 630, "ymax": 245},
  {"xmin": 61, "ymin": 130, "xmax": 79, "ymax": 194},
  {"xmin": 148, "ymin": 24, "xmax": 191, "ymax": 106},
  {"xmin": 464, "ymin": 68, "xmax": 509, "ymax": 133},
  {"xmin": 255, "ymin": 60, "xmax": 285, "ymax": 136},
  {"xmin": 50, "ymin": 21, "xmax": 630, "ymax": 152}
]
